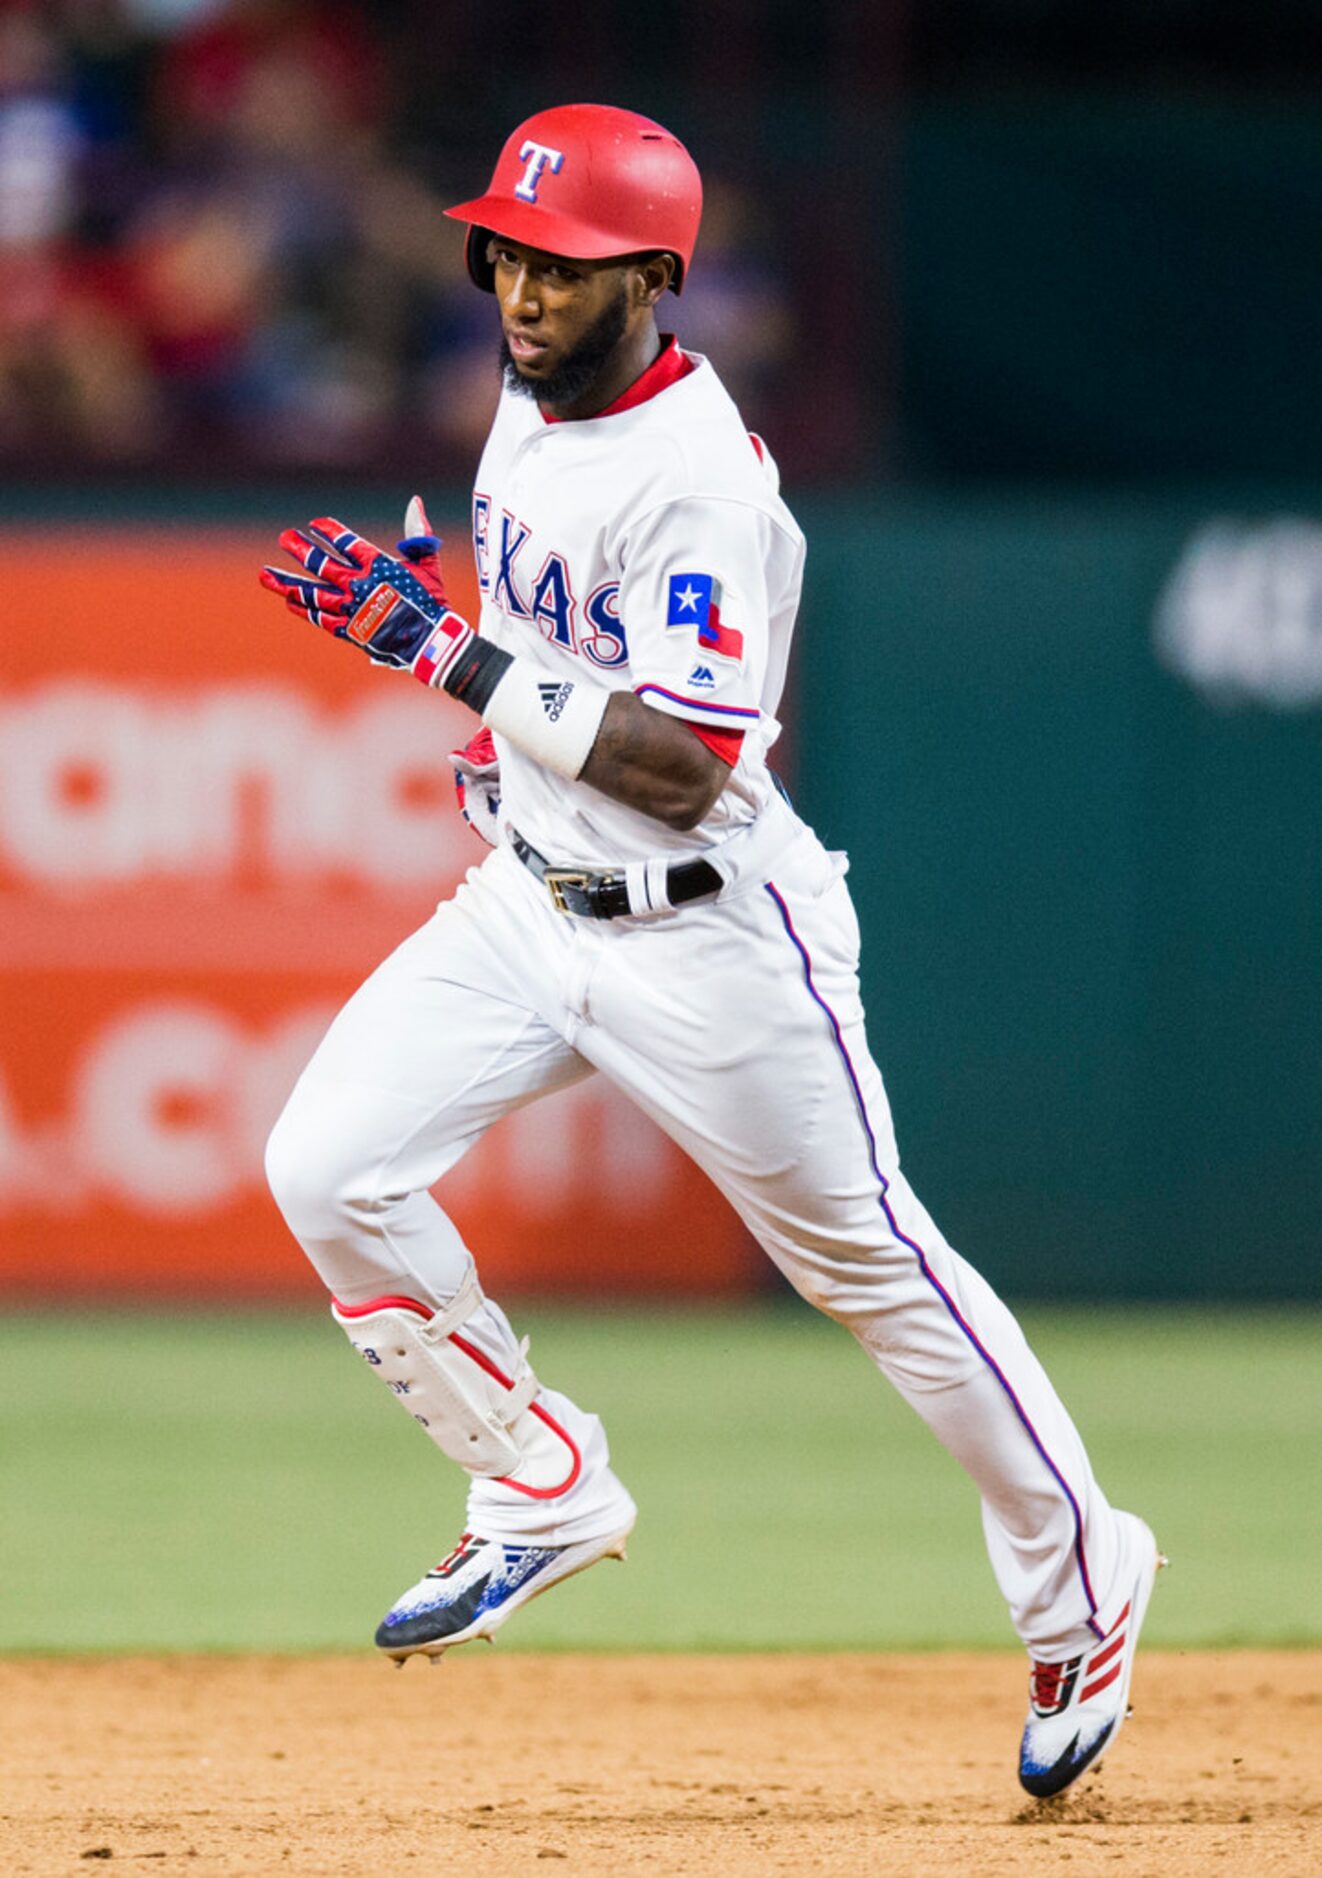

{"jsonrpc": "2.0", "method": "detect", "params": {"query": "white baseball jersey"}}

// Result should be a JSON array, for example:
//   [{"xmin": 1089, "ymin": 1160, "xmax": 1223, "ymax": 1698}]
[{"xmin": 471, "ymin": 338, "xmax": 804, "ymax": 867}]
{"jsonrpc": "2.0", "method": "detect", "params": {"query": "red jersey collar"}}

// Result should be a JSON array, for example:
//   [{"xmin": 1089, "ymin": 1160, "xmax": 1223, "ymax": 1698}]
[{"xmin": 541, "ymin": 335, "xmax": 697, "ymax": 424}]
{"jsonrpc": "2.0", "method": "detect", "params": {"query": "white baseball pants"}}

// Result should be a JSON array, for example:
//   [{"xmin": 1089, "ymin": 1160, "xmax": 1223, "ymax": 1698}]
[{"xmin": 266, "ymin": 814, "xmax": 1129, "ymax": 1656}]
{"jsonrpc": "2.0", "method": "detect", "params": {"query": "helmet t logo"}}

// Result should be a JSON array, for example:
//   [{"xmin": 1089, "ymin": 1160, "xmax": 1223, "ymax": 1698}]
[{"xmin": 514, "ymin": 140, "xmax": 565, "ymax": 203}]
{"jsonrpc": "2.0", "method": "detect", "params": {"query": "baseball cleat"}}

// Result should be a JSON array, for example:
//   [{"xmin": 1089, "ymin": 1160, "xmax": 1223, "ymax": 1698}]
[
  {"xmin": 1018, "ymin": 1511, "xmax": 1167, "ymax": 1798},
  {"xmin": 374, "ymin": 1523, "xmax": 634, "ymax": 1662}
]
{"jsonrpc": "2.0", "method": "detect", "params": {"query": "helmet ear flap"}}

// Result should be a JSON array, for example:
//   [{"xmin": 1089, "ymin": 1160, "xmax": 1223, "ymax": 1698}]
[{"xmin": 466, "ymin": 226, "xmax": 497, "ymax": 293}]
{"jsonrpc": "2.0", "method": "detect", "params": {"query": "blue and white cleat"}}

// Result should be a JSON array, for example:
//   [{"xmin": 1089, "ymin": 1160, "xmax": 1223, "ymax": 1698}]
[
  {"xmin": 374, "ymin": 1525, "xmax": 634, "ymax": 1662},
  {"xmin": 1018, "ymin": 1511, "xmax": 1167, "ymax": 1798}
]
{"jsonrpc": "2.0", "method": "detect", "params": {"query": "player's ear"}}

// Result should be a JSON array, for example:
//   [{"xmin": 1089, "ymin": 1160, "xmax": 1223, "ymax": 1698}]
[{"xmin": 634, "ymin": 252, "xmax": 675, "ymax": 307}]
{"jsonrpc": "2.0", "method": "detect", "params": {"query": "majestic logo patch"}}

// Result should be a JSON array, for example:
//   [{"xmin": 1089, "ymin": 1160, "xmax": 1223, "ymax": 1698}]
[
  {"xmin": 666, "ymin": 572, "xmax": 744, "ymax": 663},
  {"xmin": 687, "ymin": 662, "xmax": 717, "ymax": 690},
  {"xmin": 538, "ymin": 680, "xmax": 574, "ymax": 721}
]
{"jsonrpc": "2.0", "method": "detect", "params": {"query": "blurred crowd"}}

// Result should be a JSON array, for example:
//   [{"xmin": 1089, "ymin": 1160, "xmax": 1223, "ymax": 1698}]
[{"xmin": 0, "ymin": 0, "xmax": 798, "ymax": 482}]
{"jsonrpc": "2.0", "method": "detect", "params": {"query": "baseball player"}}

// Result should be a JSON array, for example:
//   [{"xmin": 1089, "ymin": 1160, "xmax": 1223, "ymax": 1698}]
[{"xmin": 260, "ymin": 104, "xmax": 1162, "ymax": 1796}]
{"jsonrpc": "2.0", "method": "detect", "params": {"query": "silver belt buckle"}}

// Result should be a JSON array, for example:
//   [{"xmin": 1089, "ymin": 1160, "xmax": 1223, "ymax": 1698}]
[{"xmin": 543, "ymin": 868, "xmax": 591, "ymax": 916}]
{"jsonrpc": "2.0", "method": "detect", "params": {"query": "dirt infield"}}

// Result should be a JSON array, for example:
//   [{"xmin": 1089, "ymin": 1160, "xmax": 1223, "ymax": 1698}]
[{"xmin": 3, "ymin": 1652, "xmax": 1318, "ymax": 1875}]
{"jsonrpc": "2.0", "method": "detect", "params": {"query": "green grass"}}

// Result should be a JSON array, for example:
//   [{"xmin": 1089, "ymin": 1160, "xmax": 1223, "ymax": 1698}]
[{"xmin": 1, "ymin": 1304, "xmax": 1318, "ymax": 1653}]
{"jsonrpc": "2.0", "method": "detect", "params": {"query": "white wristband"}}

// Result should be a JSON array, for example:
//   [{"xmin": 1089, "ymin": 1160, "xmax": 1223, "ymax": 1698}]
[{"xmin": 482, "ymin": 660, "xmax": 610, "ymax": 780}]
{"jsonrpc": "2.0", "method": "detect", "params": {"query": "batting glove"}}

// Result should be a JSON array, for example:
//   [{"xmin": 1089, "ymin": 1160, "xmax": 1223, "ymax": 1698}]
[
  {"xmin": 450, "ymin": 725, "xmax": 502, "ymax": 847},
  {"xmin": 259, "ymin": 514, "xmax": 473, "ymax": 689}
]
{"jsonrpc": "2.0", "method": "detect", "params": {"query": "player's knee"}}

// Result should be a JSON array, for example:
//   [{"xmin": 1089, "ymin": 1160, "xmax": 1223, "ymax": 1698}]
[
  {"xmin": 786, "ymin": 1271, "xmax": 838, "ymax": 1318},
  {"xmin": 264, "ymin": 1093, "xmax": 362, "ymax": 1243},
  {"xmin": 264, "ymin": 1101, "xmax": 313, "ymax": 1233}
]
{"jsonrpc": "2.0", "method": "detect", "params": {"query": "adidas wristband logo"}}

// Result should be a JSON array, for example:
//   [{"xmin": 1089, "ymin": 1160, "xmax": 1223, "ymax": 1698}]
[{"xmin": 538, "ymin": 680, "xmax": 575, "ymax": 722}]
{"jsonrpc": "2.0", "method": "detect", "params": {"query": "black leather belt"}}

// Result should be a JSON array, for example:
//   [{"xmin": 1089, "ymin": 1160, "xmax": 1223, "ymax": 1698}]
[{"xmin": 510, "ymin": 828, "xmax": 723, "ymax": 919}]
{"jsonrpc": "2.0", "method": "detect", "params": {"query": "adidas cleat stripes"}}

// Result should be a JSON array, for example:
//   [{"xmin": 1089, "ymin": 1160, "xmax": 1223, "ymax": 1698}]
[{"xmin": 1018, "ymin": 1511, "xmax": 1167, "ymax": 1798}]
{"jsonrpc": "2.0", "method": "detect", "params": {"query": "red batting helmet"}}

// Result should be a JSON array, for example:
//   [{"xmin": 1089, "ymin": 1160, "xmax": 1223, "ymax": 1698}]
[{"xmin": 444, "ymin": 103, "xmax": 702, "ymax": 295}]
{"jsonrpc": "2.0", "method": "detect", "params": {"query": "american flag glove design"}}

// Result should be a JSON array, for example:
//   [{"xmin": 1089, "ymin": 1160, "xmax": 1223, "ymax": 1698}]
[{"xmin": 259, "ymin": 507, "xmax": 473, "ymax": 689}]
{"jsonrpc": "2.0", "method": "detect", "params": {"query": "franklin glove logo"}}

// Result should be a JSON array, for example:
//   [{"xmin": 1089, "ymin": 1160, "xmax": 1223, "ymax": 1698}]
[
  {"xmin": 538, "ymin": 680, "xmax": 575, "ymax": 721},
  {"xmin": 346, "ymin": 581, "xmax": 407, "ymax": 645}
]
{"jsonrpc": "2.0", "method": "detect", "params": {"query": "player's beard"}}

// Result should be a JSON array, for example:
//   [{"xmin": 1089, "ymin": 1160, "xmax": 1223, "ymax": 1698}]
[{"xmin": 500, "ymin": 286, "xmax": 630, "ymax": 412}]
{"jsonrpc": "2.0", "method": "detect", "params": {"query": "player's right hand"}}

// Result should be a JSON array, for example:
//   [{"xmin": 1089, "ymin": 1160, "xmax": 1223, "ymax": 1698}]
[
  {"xmin": 450, "ymin": 725, "xmax": 502, "ymax": 846},
  {"xmin": 259, "ymin": 515, "xmax": 474, "ymax": 690}
]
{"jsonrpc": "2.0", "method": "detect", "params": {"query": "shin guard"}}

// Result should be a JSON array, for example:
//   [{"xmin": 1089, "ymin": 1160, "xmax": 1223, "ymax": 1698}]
[{"xmin": 331, "ymin": 1271, "xmax": 580, "ymax": 1498}]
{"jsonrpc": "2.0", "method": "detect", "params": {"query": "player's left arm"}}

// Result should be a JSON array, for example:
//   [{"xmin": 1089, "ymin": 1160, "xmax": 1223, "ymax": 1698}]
[
  {"xmin": 580, "ymin": 692, "xmax": 731, "ymax": 830},
  {"xmin": 260, "ymin": 501, "xmax": 734, "ymax": 831}
]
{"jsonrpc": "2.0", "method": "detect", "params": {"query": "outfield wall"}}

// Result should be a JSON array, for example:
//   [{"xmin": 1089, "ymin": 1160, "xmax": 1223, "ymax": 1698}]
[
  {"xmin": 795, "ymin": 494, "xmax": 1322, "ymax": 1299},
  {"xmin": 1, "ymin": 494, "xmax": 1319, "ymax": 1298}
]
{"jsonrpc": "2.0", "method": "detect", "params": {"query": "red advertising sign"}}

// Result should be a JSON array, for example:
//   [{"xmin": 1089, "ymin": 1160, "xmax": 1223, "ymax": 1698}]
[{"xmin": 0, "ymin": 525, "xmax": 755, "ymax": 1297}]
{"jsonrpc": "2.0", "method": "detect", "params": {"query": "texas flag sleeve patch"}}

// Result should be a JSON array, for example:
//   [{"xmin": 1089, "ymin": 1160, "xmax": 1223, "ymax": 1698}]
[{"xmin": 666, "ymin": 571, "xmax": 745, "ymax": 663}]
